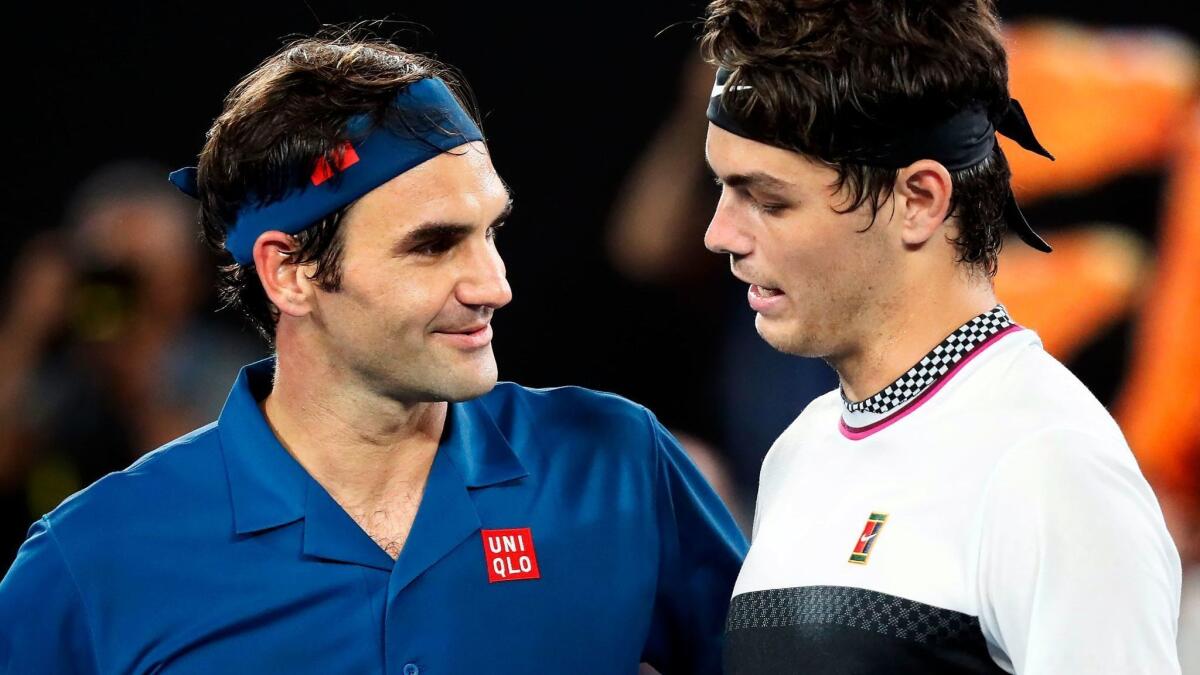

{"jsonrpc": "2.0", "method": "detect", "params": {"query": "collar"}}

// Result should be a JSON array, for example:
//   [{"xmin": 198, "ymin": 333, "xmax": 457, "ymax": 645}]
[
  {"xmin": 840, "ymin": 305, "xmax": 1018, "ymax": 431},
  {"xmin": 218, "ymin": 358, "xmax": 529, "ymax": 537}
]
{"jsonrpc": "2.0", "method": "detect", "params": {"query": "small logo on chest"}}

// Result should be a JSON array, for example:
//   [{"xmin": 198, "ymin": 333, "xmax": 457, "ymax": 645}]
[
  {"xmin": 481, "ymin": 528, "xmax": 541, "ymax": 583},
  {"xmin": 849, "ymin": 512, "xmax": 888, "ymax": 564}
]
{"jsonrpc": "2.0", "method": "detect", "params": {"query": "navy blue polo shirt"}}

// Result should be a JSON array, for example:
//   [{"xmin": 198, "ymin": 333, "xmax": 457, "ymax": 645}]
[{"xmin": 0, "ymin": 360, "xmax": 746, "ymax": 674}]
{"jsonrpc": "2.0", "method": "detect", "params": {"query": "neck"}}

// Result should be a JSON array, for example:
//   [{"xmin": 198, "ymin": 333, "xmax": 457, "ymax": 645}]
[
  {"xmin": 834, "ymin": 269, "xmax": 997, "ymax": 403},
  {"xmin": 262, "ymin": 334, "xmax": 445, "ymax": 510}
]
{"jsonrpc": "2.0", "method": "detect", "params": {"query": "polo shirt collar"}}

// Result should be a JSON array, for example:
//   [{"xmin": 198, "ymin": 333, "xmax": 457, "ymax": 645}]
[
  {"xmin": 219, "ymin": 358, "xmax": 529, "ymax": 540},
  {"xmin": 219, "ymin": 358, "xmax": 308, "ymax": 535},
  {"xmin": 442, "ymin": 393, "xmax": 528, "ymax": 489}
]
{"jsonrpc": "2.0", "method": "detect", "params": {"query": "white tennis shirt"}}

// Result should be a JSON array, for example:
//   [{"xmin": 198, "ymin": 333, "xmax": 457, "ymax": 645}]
[{"xmin": 725, "ymin": 306, "xmax": 1182, "ymax": 674}]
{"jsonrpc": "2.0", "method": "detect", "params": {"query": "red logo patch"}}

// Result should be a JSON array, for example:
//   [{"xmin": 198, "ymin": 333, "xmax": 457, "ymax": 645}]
[
  {"xmin": 311, "ymin": 142, "xmax": 361, "ymax": 186},
  {"xmin": 482, "ymin": 528, "xmax": 540, "ymax": 583}
]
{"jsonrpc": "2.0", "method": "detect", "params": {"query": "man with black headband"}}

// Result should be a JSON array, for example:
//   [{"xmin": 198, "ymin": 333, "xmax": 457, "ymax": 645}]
[
  {"xmin": 700, "ymin": 1, "xmax": 1181, "ymax": 673},
  {"xmin": 0, "ymin": 35, "xmax": 745, "ymax": 673}
]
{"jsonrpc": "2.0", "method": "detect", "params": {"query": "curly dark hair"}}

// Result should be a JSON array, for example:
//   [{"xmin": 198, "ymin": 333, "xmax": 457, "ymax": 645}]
[
  {"xmin": 194, "ymin": 29, "xmax": 481, "ymax": 344},
  {"xmin": 701, "ymin": 0, "xmax": 1014, "ymax": 275}
]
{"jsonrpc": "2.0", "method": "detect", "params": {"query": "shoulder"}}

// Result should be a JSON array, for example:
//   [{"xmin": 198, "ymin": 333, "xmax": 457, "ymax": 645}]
[
  {"xmin": 949, "ymin": 332, "xmax": 1175, "ymax": 553},
  {"xmin": 41, "ymin": 422, "xmax": 228, "ymax": 549},
  {"xmin": 979, "ymin": 332, "xmax": 1147, "ymax": 505},
  {"xmin": 974, "ymin": 329, "xmax": 1125, "ymax": 439},
  {"xmin": 981, "ymin": 424, "xmax": 1171, "ymax": 556},
  {"xmin": 475, "ymin": 382, "xmax": 685, "ymax": 482},
  {"xmin": 989, "ymin": 425, "xmax": 1141, "ymax": 496},
  {"xmin": 479, "ymin": 381, "xmax": 660, "ymax": 442}
]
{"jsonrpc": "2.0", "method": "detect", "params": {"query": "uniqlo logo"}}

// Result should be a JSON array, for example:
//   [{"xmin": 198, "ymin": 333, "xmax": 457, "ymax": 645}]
[
  {"xmin": 481, "ymin": 528, "xmax": 540, "ymax": 583},
  {"xmin": 311, "ymin": 141, "xmax": 361, "ymax": 186}
]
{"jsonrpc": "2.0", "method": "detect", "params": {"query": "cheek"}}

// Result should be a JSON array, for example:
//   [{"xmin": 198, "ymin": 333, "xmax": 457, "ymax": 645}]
[
  {"xmin": 325, "ymin": 267, "xmax": 422, "ymax": 331},
  {"xmin": 382, "ymin": 270, "xmax": 462, "ymax": 331},
  {"xmin": 381, "ymin": 282, "xmax": 443, "ymax": 332},
  {"xmin": 769, "ymin": 211, "xmax": 878, "ymax": 305},
  {"xmin": 769, "ymin": 221, "xmax": 840, "ymax": 290}
]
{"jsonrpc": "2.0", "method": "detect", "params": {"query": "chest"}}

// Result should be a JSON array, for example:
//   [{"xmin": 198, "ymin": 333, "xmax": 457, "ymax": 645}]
[
  {"xmin": 725, "ymin": 433, "xmax": 1010, "ymax": 675},
  {"xmin": 739, "ymin": 430, "xmax": 1002, "ymax": 612},
  {"xmin": 98, "ymin": 479, "xmax": 663, "ymax": 675},
  {"xmin": 340, "ymin": 493, "xmax": 424, "ymax": 560}
]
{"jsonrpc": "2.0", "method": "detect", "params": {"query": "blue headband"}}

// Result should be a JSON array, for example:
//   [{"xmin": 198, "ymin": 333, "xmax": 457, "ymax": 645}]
[
  {"xmin": 707, "ymin": 67, "xmax": 1056, "ymax": 253},
  {"xmin": 168, "ymin": 77, "xmax": 484, "ymax": 264}
]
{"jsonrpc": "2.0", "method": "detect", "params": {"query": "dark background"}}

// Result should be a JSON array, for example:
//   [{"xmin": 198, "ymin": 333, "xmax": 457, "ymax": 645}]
[{"xmin": 8, "ymin": 0, "xmax": 1197, "ymax": 412}]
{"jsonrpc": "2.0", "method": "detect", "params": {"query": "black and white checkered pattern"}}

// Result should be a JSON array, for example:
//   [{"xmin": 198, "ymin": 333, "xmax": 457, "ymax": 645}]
[{"xmin": 842, "ymin": 305, "xmax": 1013, "ymax": 415}]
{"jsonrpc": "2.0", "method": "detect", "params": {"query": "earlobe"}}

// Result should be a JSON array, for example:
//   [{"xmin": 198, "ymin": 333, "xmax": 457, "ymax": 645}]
[
  {"xmin": 252, "ymin": 231, "xmax": 313, "ymax": 318},
  {"xmin": 897, "ymin": 160, "xmax": 953, "ymax": 247}
]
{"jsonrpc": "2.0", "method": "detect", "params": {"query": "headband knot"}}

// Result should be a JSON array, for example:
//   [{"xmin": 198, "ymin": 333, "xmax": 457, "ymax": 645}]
[{"xmin": 708, "ymin": 67, "xmax": 1055, "ymax": 253}]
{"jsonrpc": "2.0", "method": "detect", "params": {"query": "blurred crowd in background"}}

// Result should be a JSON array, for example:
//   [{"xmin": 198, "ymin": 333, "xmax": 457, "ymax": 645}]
[{"xmin": 4, "ymin": 0, "xmax": 1200, "ymax": 669}]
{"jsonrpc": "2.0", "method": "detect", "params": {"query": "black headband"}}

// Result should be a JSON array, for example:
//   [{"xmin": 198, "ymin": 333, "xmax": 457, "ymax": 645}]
[{"xmin": 707, "ymin": 67, "xmax": 1055, "ymax": 253}]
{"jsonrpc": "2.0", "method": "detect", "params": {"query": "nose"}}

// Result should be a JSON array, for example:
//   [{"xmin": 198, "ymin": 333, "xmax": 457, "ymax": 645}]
[
  {"xmin": 456, "ymin": 238, "xmax": 513, "ymax": 310},
  {"xmin": 704, "ymin": 193, "xmax": 754, "ymax": 258}
]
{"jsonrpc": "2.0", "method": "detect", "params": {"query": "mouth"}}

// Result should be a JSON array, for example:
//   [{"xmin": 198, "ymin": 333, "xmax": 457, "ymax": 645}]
[
  {"xmin": 432, "ymin": 323, "xmax": 494, "ymax": 350},
  {"xmin": 749, "ymin": 284, "xmax": 783, "ymax": 298},
  {"xmin": 747, "ymin": 283, "xmax": 786, "ymax": 313}
]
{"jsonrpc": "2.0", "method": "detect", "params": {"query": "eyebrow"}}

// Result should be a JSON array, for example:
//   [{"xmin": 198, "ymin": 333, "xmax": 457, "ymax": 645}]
[
  {"xmin": 719, "ymin": 171, "xmax": 792, "ymax": 192},
  {"xmin": 393, "ymin": 197, "xmax": 514, "ymax": 252}
]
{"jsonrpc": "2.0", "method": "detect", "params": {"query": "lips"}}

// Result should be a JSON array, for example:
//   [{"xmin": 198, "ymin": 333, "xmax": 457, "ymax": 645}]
[
  {"xmin": 730, "ymin": 267, "xmax": 786, "ymax": 313},
  {"xmin": 750, "ymin": 284, "xmax": 783, "ymax": 298},
  {"xmin": 433, "ymin": 323, "xmax": 494, "ymax": 349},
  {"xmin": 441, "ymin": 323, "xmax": 489, "ymax": 335},
  {"xmin": 747, "ymin": 283, "xmax": 786, "ymax": 313}
]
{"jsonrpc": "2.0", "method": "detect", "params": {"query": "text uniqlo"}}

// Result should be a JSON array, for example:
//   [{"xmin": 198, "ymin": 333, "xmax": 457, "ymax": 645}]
[{"xmin": 481, "ymin": 528, "xmax": 541, "ymax": 583}]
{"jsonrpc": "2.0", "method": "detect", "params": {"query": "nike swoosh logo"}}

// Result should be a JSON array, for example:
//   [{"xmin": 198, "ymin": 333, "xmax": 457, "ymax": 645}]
[
  {"xmin": 860, "ymin": 533, "xmax": 877, "ymax": 543},
  {"xmin": 711, "ymin": 82, "xmax": 753, "ymax": 98}
]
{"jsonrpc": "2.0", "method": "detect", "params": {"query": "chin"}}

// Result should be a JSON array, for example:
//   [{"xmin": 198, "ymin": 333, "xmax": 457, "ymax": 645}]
[
  {"xmin": 444, "ymin": 375, "xmax": 498, "ymax": 402},
  {"xmin": 440, "ymin": 357, "xmax": 500, "ymax": 402},
  {"xmin": 755, "ymin": 314, "xmax": 823, "ymax": 358}
]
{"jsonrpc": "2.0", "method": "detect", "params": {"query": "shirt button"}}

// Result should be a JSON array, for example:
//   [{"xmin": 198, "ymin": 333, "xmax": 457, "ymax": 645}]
[{"xmin": 403, "ymin": 664, "xmax": 419, "ymax": 675}]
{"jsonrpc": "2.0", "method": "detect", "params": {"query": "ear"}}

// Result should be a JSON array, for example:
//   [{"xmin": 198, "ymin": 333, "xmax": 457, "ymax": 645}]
[
  {"xmin": 251, "ymin": 231, "xmax": 316, "ymax": 319},
  {"xmin": 895, "ymin": 160, "xmax": 953, "ymax": 247}
]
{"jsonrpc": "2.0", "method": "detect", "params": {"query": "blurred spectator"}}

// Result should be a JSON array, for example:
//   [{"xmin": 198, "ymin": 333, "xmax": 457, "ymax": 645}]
[{"xmin": 0, "ymin": 161, "xmax": 262, "ymax": 561}]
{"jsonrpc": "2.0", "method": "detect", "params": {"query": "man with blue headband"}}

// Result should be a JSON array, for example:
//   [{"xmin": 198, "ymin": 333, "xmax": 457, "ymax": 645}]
[
  {"xmin": 700, "ymin": 1, "xmax": 1181, "ymax": 673},
  {"xmin": 0, "ymin": 35, "xmax": 745, "ymax": 673}
]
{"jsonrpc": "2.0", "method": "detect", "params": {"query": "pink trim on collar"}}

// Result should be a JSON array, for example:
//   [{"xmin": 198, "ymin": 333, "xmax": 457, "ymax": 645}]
[{"xmin": 838, "ymin": 324, "xmax": 1022, "ymax": 441}]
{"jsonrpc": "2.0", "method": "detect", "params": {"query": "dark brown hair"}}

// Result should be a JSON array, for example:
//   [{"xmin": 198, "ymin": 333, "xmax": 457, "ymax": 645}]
[
  {"xmin": 701, "ymin": 0, "xmax": 1013, "ymax": 275},
  {"xmin": 195, "ymin": 29, "xmax": 480, "ymax": 343}
]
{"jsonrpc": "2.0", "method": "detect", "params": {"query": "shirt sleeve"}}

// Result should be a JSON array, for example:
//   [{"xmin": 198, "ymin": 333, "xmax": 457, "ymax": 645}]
[
  {"xmin": 0, "ymin": 518, "xmax": 98, "ymax": 675},
  {"xmin": 976, "ymin": 427, "xmax": 1182, "ymax": 675},
  {"xmin": 640, "ymin": 411, "xmax": 748, "ymax": 675}
]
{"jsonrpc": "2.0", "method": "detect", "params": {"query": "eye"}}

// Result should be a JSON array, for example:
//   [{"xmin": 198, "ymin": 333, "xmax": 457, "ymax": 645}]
[
  {"xmin": 413, "ymin": 238, "xmax": 456, "ymax": 256},
  {"xmin": 744, "ymin": 190, "xmax": 790, "ymax": 216},
  {"xmin": 486, "ymin": 220, "xmax": 506, "ymax": 241},
  {"xmin": 755, "ymin": 201, "xmax": 789, "ymax": 216},
  {"xmin": 737, "ymin": 188, "xmax": 789, "ymax": 216}
]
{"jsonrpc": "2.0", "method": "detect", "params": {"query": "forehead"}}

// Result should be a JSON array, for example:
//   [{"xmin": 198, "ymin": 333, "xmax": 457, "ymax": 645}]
[
  {"xmin": 705, "ymin": 123, "xmax": 831, "ymax": 188},
  {"xmin": 347, "ymin": 141, "xmax": 507, "ymax": 228}
]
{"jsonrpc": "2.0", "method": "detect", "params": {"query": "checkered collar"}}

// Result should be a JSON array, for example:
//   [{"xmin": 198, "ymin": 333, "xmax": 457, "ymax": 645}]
[{"xmin": 840, "ymin": 305, "xmax": 1015, "ymax": 425}]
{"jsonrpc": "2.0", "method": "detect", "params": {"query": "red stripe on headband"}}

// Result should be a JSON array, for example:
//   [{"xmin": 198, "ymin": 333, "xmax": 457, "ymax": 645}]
[{"xmin": 311, "ymin": 142, "xmax": 361, "ymax": 186}]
